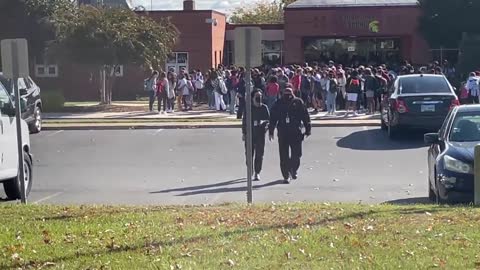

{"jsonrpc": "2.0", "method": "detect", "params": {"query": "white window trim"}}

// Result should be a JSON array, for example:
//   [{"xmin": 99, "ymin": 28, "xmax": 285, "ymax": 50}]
[
  {"xmin": 110, "ymin": 65, "xmax": 124, "ymax": 77},
  {"xmin": 35, "ymin": 64, "xmax": 58, "ymax": 78}
]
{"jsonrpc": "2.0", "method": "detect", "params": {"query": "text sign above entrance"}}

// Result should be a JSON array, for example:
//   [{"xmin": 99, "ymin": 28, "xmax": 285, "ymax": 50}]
[{"xmin": 340, "ymin": 15, "xmax": 380, "ymax": 33}]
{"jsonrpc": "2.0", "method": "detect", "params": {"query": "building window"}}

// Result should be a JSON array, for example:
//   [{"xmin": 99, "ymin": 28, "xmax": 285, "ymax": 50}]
[
  {"xmin": 224, "ymin": 41, "xmax": 234, "ymax": 67},
  {"xmin": 166, "ymin": 52, "xmax": 189, "ymax": 74},
  {"xmin": 35, "ymin": 64, "xmax": 58, "ymax": 78},
  {"xmin": 214, "ymin": 51, "xmax": 218, "ymax": 67},
  {"xmin": 110, "ymin": 65, "xmax": 124, "ymax": 77},
  {"xmin": 262, "ymin": 41, "xmax": 284, "ymax": 67}
]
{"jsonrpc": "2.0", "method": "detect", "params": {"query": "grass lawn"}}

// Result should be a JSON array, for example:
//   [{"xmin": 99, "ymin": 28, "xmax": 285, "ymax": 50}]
[{"xmin": 1, "ymin": 203, "xmax": 479, "ymax": 269}]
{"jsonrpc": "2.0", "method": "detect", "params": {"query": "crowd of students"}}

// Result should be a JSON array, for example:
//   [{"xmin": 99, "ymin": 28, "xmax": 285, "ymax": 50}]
[{"xmin": 144, "ymin": 59, "xmax": 474, "ymax": 117}]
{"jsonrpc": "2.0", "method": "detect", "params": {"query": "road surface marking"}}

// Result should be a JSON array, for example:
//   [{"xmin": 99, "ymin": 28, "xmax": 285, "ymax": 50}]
[
  {"xmin": 154, "ymin": 129, "xmax": 164, "ymax": 135},
  {"xmin": 363, "ymin": 126, "xmax": 369, "ymax": 131},
  {"xmin": 47, "ymin": 130, "xmax": 64, "ymax": 137},
  {"xmin": 33, "ymin": 192, "xmax": 63, "ymax": 204}
]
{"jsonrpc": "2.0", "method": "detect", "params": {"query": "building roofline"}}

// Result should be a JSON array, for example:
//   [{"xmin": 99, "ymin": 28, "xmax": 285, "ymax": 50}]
[
  {"xmin": 285, "ymin": 4, "xmax": 418, "ymax": 10},
  {"xmin": 226, "ymin": 23, "xmax": 284, "ymax": 30},
  {"xmin": 136, "ymin": 10, "xmax": 226, "ymax": 16}
]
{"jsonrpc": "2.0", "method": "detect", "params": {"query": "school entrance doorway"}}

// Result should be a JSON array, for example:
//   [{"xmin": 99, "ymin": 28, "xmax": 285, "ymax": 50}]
[{"xmin": 303, "ymin": 37, "xmax": 401, "ymax": 66}]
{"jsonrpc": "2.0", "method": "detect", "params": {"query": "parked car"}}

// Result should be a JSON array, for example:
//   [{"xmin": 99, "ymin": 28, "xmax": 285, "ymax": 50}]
[
  {"xmin": 381, "ymin": 74, "xmax": 460, "ymax": 139},
  {"xmin": 0, "ymin": 73, "xmax": 42, "ymax": 133},
  {"xmin": 425, "ymin": 105, "xmax": 480, "ymax": 203},
  {"xmin": 0, "ymin": 79, "xmax": 33, "ymax": 200}
]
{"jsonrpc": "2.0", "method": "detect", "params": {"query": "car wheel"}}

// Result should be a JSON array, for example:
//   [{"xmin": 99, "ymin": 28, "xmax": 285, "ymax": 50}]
[
  {"xmin": 29, "ymin": 106, "xmax": 42, "ymax": 134},
  {"xmin": 434, "ymin": 176, "xmax": 448, "ymax": 205},
  {"xmin": 388, "ymin": 122, "xmax": 399, "ymax": 139},
  {"xmin": 3, "ymin": 152, "xmax": 33, "ymax": 200},
  {"xmin": 381, "ymin": 118, "xmax": 387, "ymax": 131}
]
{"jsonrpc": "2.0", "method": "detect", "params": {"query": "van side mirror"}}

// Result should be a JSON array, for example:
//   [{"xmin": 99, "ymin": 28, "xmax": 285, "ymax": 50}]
[
  {"xmin": 19, "ymin": 88, "xmax": 28, "ymax": 96},
  {"xmin": 424, "ymin": 133, "xmax": 439, "ymax": 144}
]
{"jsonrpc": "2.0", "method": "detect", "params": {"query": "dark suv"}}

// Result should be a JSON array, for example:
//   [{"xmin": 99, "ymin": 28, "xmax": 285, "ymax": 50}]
[{"xmin": 0, "ymin": 73, "xmax": 42, "ymax": 133}]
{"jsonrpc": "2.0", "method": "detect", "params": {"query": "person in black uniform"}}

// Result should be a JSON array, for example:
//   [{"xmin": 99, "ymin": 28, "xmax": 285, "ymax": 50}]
[
  {"xmin": 242, "ymin": 89, "xmax": 270, "ymax": 181},
  {"xmin": 269, "ymin": 88, "xmax": 311, "ymax": 183}
]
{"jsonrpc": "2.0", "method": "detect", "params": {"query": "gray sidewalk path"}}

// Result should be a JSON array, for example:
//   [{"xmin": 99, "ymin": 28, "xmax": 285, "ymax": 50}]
[{"xmin": 45, "ymin": 109, "xmax": 381, "ymax": 121}]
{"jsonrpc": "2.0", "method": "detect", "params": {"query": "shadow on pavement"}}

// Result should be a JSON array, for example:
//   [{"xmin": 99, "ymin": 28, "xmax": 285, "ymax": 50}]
[
  {"xmin": 383, "ymin": 197, "xmax": 431, "ymax": 205},
  {"xmin": 150, "ymin": 179, "xmax": 285, "ymax": 197},
  {"xmin": 336, "ymin": 128, "xmax": 426, "ymax": 151},
  {"xmin": 150, "ymin": 178, "xmax": 246, "ymax": 194},
  {"xmin": 175, "ymin": 180, "xmax": 286, "ymax": 197}
]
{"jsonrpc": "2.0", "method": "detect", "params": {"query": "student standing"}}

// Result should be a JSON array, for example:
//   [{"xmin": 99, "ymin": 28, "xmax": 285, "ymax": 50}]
[
  {"xmin": 326, "ymin": 71, "xmax": 339, "ymax": 115},
  {"xmin": 265, "ymin": 76, "xmax": 280, "ymax": 109},
  {"xmin": 145, "ymin": 71, "xmax": 158, "ymax": 112},
  {"xmin": 157, "ymin": 72, "xmax": 169, "ymax": 113},
  {"xmin": 242, "ymin": 89, "xmax": 270, "ymax": 181},
  {"xmin": 269, "ymin": 88, "xmax": 312, "ymax": 183}
]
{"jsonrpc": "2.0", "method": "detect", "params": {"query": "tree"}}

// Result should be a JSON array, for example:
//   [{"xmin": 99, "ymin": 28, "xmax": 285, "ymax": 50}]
[
  {"xmin": 50, "ymin": 5, "xmax": 178, "ymax": 104},
  {"xmin": 0, "ymin": 0, "xmax": 75, "ymax": 68},
  {"xmin": 418, "ymin": 0, "xmax": 480, "ymax": 49},
  {"xmin": 229, "ymin": 0, "xmax": 295, "ymax": 24}
]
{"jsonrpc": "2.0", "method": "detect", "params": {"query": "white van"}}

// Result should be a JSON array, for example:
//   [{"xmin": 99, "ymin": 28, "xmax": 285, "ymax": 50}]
[{"xmin": 0, "ymin": 80, "xmax": 32, "ymax": 200}]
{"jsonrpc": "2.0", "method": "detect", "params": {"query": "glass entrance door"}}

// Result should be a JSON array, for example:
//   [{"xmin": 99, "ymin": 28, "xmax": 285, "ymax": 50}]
[{"xmin": 303, "ymin": 37, "xmax": 401, "ymax": 66}]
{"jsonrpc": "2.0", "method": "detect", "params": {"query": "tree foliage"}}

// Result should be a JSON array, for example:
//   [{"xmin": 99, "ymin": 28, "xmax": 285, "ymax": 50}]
[
  {"xmin": 418, "ymin": 0, "xmax": 480, "ymax": 48},
  {"xmin": 229, "ymin": 0, "xmax": 295, "ymax": 24},
  {"xmin": 52, "ymin": 6, "xmax": 178, "ymax": 69},
  {"xmin": 49, "ymin": 5, "xmax": 178, "ymax": 103}
]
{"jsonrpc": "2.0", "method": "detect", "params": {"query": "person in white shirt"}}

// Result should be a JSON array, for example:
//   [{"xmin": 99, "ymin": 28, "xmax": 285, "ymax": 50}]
[{"xmin": 466, "ymin": 72, "xmax": 480, "ymax": 104}]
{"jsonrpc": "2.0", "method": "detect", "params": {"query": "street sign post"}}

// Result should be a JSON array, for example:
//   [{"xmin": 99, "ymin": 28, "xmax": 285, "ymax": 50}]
[
  {"xmin": 1, "ymin": 39, "xmax": 29, "ymax": 204},
  {"xmin": 234, "ymin": 27, "xmax": 262, "ymax": 203}
]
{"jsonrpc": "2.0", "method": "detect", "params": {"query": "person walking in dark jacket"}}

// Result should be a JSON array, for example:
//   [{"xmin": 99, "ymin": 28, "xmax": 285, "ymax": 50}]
[
  {"xmin": 242, "ymin": 89, "xmax": 270, "ymax": 181},
  {"xmin": 236, "ymin": 68, "xmax": 247, "ymax": 119},
  {"xmin": 269, "ymin": 88, "xmax": 312, "ymax": 183}
]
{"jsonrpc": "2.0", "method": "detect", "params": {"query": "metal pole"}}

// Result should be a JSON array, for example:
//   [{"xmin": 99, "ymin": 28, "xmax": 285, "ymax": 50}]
[
  {"xmin": 11, "ymin": 41, "xmax": 26, "ymax": 204},
  {"xmin": 245, "ymin": 29, "xmax": 253, "ymax": 204},
  {"xmin": 475, "ymin": 145, "xmax": 480, "ymax": 205}
]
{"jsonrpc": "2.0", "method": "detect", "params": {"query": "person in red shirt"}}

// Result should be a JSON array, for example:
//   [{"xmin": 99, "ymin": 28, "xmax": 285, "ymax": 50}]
[
  {"xmin": 291, "ymin": 68, "xmax": 303, "ymax": 96},
  {"xmin": 265, "ymin": 76, "xmax": 280, "ymax": 109}
]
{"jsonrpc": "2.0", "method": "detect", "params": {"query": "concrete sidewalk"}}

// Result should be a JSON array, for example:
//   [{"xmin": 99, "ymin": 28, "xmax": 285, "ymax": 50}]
[{"xmin": 45, "ymin": 109, "xmax": 381, "ymax": 121}]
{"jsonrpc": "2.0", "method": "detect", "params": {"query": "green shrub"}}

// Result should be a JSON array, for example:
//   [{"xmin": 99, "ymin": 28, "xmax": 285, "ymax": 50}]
[{"xmin": 42, "ymin": 90, "xmax": 65, "ymax": 112}]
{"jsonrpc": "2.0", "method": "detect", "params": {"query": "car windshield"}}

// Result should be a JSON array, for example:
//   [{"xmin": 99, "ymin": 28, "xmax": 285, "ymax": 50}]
[
  {"xmin": 0, "ymin": 76, "xmax": 11, "ymax": 93},
  {"xmin": 399, "ymin": 76, "xmax": 451, "ymax": 94},
  {"xmin": 450, "ymin": 113, "xmax": 480, "ymax": 142}
]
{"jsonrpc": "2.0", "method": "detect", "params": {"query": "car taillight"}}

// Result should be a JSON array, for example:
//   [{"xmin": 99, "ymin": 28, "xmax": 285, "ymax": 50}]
[
  {"xmin": 450, "ymin": 98, "xmax": 460, "ymax": 110},
  {"xmin": 393, "ymin": 99, "xmax": 409, "ymax": 113}
]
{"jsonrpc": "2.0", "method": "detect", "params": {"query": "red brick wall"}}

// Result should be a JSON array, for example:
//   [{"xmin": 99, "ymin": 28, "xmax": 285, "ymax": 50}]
[{"xmin": 284, "ymin": 6, "xmax": 430, "ymax": 65}]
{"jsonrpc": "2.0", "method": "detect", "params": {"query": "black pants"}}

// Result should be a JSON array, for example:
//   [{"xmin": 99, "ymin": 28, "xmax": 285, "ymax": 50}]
[
  {"xmin": 278, "ymin": 135, "xmax": 303, "ymax": 179},
  {"xmin": 148, "ymin": 91, "xmax": 156, "ymax": 111},
  {"xmin": 237, "ymin": 97, "xmax": 245, "ymax": 119},
  {"xmin": 158, "ymin": 91, "xmax": 168, "ymax": 112},
  {"xmin": 245, "ymin": 133, "xmax": 266, "ymax": 174}
]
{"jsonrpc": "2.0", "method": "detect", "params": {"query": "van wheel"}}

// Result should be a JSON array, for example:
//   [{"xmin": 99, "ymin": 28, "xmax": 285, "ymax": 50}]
[
  {"xmin": 29, "ymin": 106, "xmax": 42, "ymax": 134},
  {"xmin": 3, "ymin": 152, "xmax": 33, "ymax": 200}
]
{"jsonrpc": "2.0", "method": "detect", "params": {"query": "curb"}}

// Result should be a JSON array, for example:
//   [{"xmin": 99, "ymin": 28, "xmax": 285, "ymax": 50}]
[{"xmin": 42, "ymin": 121, "xmax": 380, "ymax": 131}]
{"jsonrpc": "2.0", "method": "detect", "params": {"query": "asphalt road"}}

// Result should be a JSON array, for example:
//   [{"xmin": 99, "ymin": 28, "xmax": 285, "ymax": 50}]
[{"xmin": 3, "ymin": 127, "xmax": 430, "ymax": 205}]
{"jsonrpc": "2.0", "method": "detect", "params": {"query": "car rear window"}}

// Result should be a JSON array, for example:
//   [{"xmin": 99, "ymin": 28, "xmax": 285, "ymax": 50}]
[{"xmin": 399, "ymin": 76, "xmax": 451, "ymax": 94}]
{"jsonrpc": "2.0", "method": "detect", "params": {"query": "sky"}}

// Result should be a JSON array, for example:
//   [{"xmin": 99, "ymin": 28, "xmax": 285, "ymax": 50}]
[{"xmin": 130, "ymin": 0, "xmax": 246, "ymax": 13}]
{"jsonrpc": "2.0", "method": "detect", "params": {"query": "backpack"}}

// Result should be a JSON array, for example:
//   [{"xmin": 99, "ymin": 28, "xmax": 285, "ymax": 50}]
[
  {"xmin": 187, "ymin": 80, "xmax": 194, "ymax": 92},
  {"xmin": 194, "ymin": 79, "xmax": 204, "ymax": 89},
  {"xmin": 218, "ymin": 78, "xmax": 228, "ymax": 94}
]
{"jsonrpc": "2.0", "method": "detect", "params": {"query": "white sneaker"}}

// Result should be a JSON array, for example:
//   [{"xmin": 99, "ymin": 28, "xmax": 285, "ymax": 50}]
[{"xmin": 254, "ymin": 173, "xmax": 260, "ymax": 181}]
